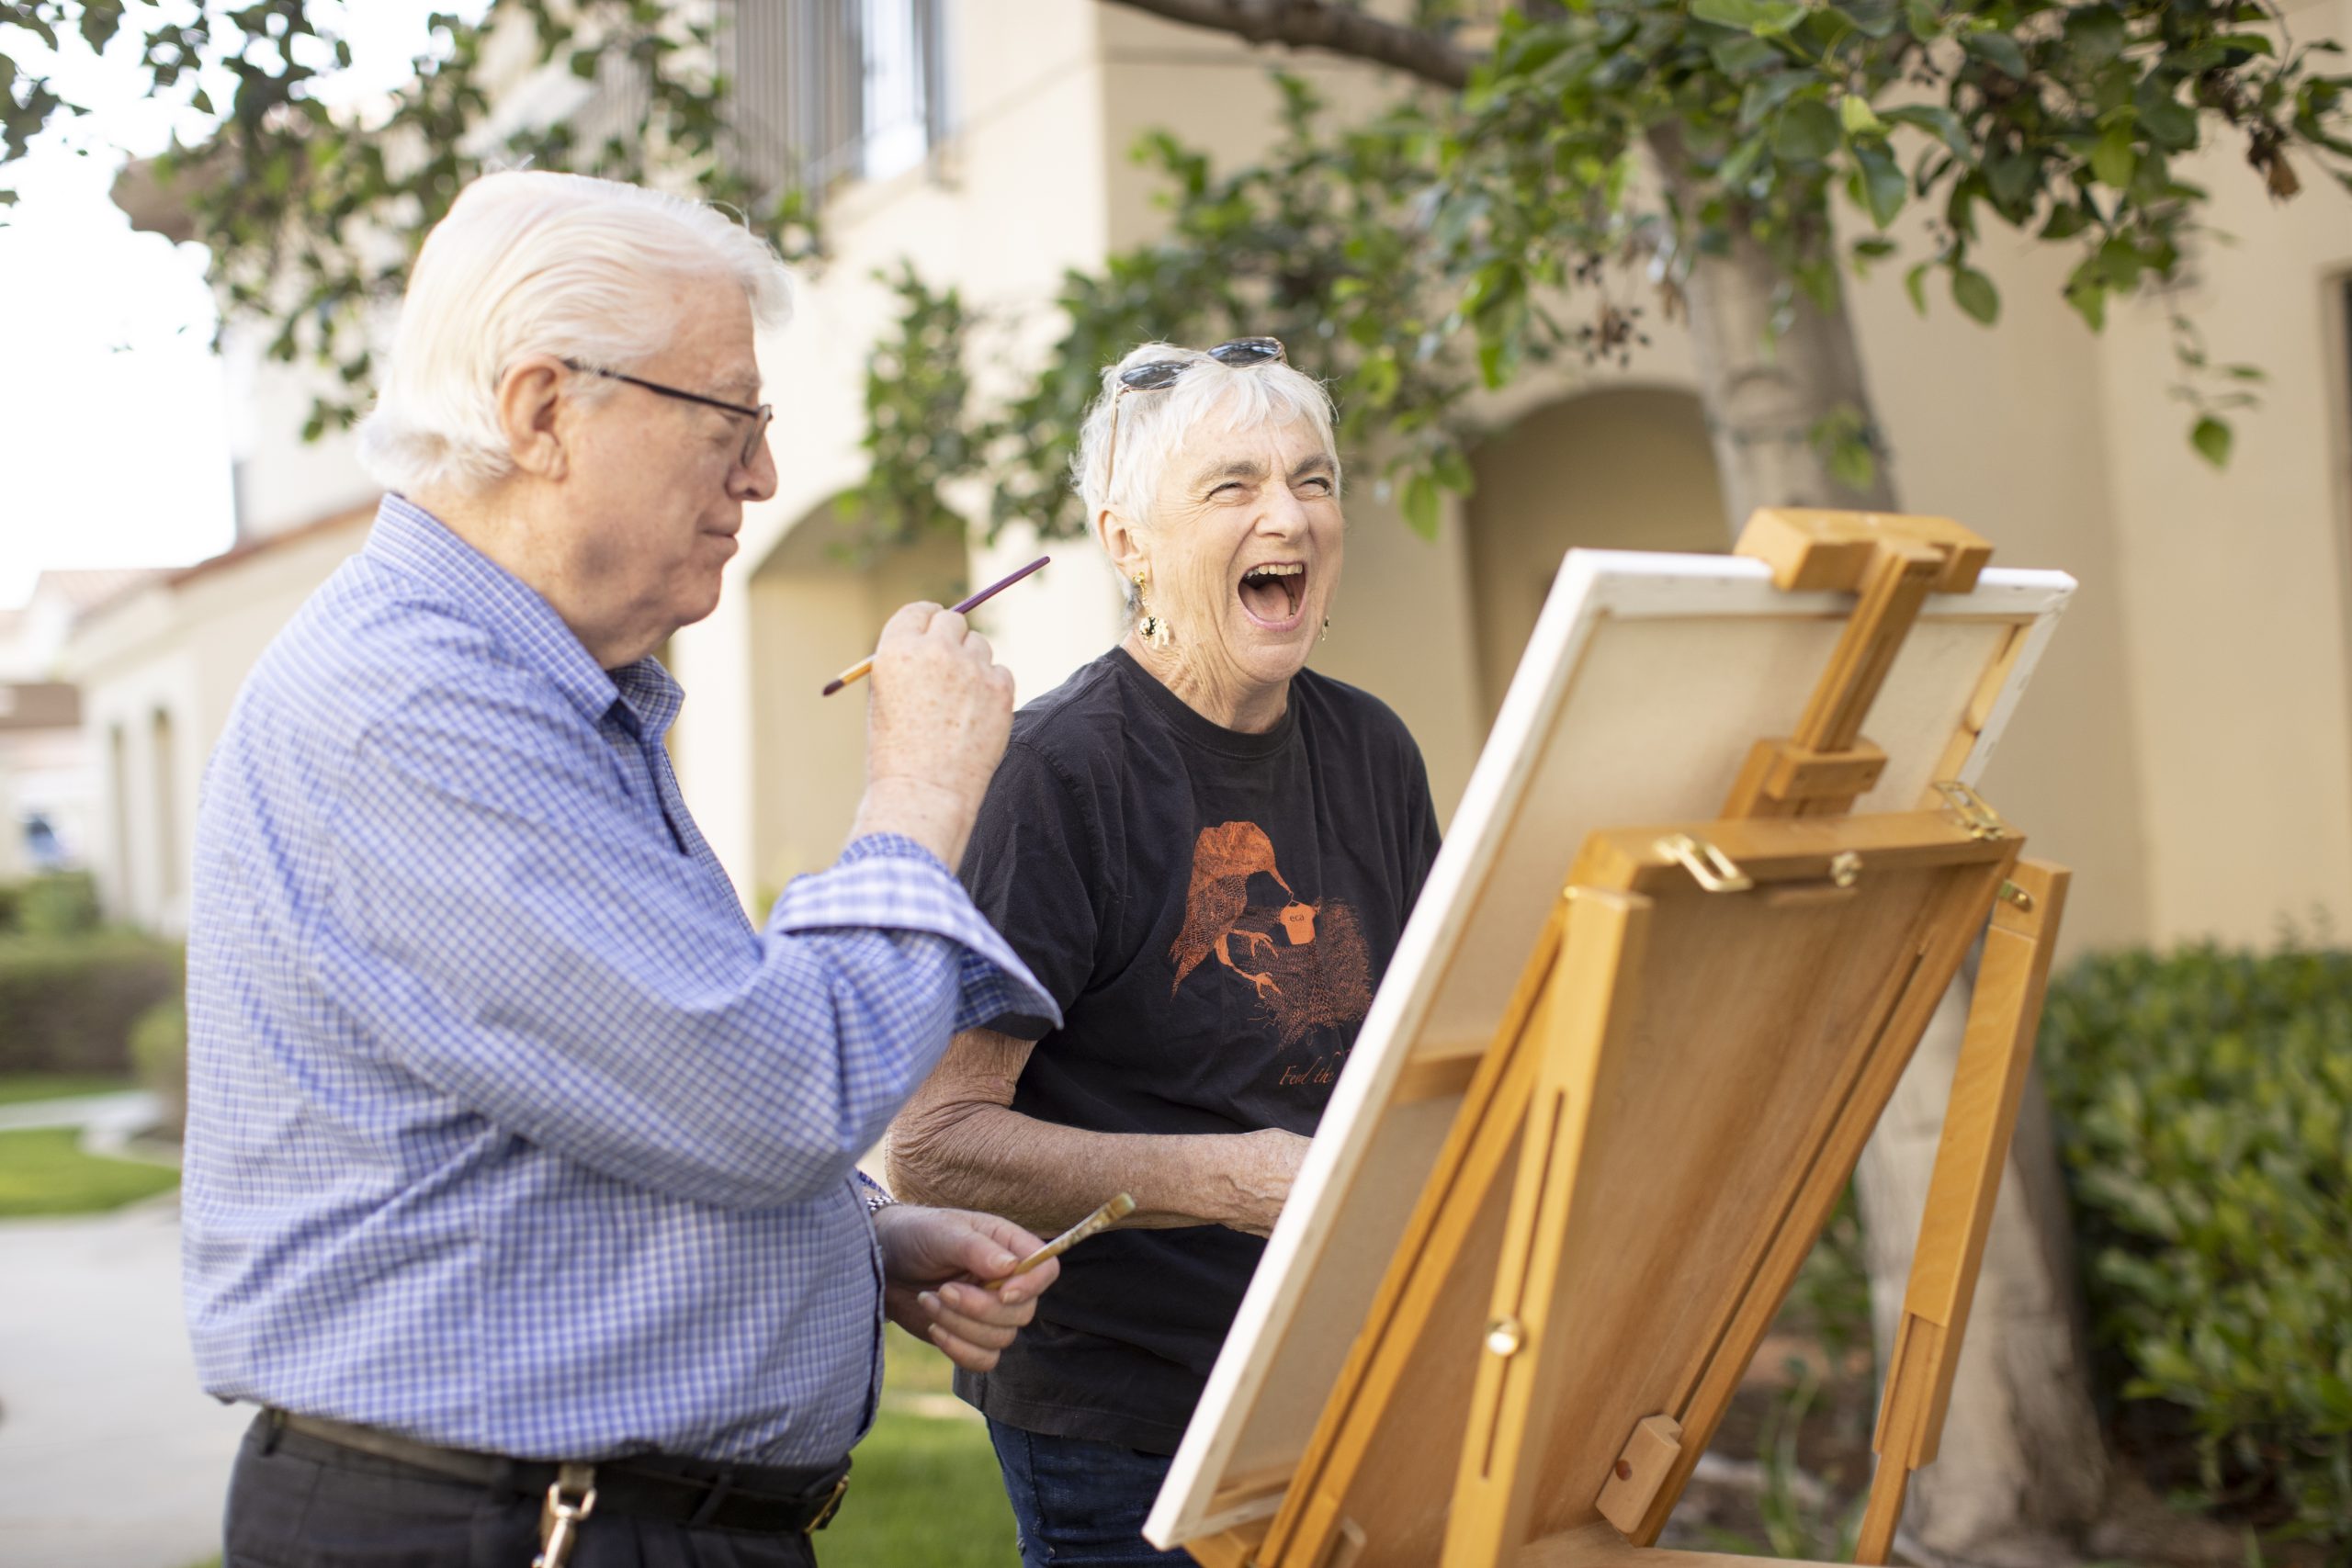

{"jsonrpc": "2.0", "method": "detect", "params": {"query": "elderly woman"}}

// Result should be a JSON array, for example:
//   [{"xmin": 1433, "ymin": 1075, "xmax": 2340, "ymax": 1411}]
[{"xmin": 887, "ymin": 339, "xmax": 1441, "ymax": 1564}]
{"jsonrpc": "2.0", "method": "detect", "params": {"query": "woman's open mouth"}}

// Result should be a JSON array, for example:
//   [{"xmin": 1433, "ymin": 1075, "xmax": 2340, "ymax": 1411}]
[{"xmin": 1238, "ymin": 560, "xmax": 1307, "ymax": 628}]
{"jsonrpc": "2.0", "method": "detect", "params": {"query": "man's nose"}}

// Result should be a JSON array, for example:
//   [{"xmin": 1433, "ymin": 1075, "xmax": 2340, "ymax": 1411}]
[{"xmin": 733, "ymin": 432, "xmax": 779, "ymax": 503}]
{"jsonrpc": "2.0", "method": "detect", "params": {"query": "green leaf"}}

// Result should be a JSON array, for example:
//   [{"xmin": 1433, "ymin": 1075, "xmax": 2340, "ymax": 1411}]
[
  {"xmin": 2092, "ymin": 123, "xmax": 2138, "ymax": 189},
  {"xmin": 1904, "ymin": 261, "xmax": 1930, "ymax": 315},
  {"xmin": 1885, "ymin": 103, "xmax": 1970, "ymax": 158},
  {"xmin": 1840, "ymin": 95, "xmax": 1885, "ymax": 137},
  {"xmin": 1740, "ymin": 70, "xmax": 1814, "ymax": 130},
  {"xmin": 1984, "ymin": 150, "xmax": 2041, "ymax": 212},
  {"xmin": 1831, "ymin": 0, "xmax": 1901, "ymax": 39},
  {"xmin": 1709, "ymin": 34, "xmax": 1783, "ymax": 74},
  {"xmin": 1951, "ymin": 266, "xmax": 2000, "ymax": 323},
  {"xmin": 2065, "ymin": 274, "xmax": 2109, "ymax": 332},
  {"xmin": 2135, "ymin": 78, "xmax": 2199, "ymax": 152},
  {"xmin": 1964, "ymin": 30, "xmax": 2030, "ymax": 80},
  {"xmin": 1401, "ymin": 472, "xmax": 1441, "ymax": 540},
  {"xmin": 2039, "ymin": 202, "xmax": 2090, "ymax": 240},
  {"xmin": 1693, "ymin": 0, "xmax": 1810, "ymax": 34},
  {"xmin": 1852, "ymin": 141, "xmax": 1905, "ymax": 226},
  {"xmin": 2191, "ymin": 416, "xmax": 2233, "ymax": 468},
  {"xmin": 1775, "ymin": 99, "xmax": 1841, "ymax": 163},
  {"xmin": 1718, "ymin": 135, "xmax": 1768, "ymax": 188},
  {"xmin": 2064, "ymin": 6, "xmax": 2129, "ymax": 67}
]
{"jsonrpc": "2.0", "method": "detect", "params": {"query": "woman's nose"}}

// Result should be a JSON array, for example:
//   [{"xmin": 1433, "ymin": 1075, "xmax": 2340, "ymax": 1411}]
[{"xmin": 1258, "ymin": 483, "xmax": 1309, "ymax": 533}]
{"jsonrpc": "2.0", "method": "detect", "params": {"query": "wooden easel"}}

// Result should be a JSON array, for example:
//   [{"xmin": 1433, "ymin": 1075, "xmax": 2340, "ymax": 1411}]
[{"xmin": 1182, "ymin": 512, "xmax": 2070, "ymax": 1568}]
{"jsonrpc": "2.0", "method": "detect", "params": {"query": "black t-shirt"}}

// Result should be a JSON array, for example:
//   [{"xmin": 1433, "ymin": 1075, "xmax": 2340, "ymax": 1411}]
[{"xmin": 953, "ymin": 646, "xmax": 1442, "ymax": 1452}]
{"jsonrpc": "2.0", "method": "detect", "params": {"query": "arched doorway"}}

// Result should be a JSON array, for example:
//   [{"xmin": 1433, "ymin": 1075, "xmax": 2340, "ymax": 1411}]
[
  {"xmin": 743, "ymin": 502, "xmax": 967, "ymax": 898},
  {"xmin": 1464, "ymin": 387, "xmax": 1728, "ymax": 723}
]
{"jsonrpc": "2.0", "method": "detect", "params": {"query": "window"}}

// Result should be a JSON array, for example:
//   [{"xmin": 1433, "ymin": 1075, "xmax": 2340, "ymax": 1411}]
[{"xmin": 726, "ymin": 0, "xmax": 951, "ymax": 205}]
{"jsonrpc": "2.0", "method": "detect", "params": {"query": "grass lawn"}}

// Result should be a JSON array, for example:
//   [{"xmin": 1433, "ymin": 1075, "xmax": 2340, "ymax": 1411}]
[
  {"xmin": 0, "ymin": 1072, "xmax": 136, "ymax": 1107},
  {"xmin": 0, "ymin": 1126, "xmax": 179, "ymax": 1217},
  {"xmin": 823, "ymin": 1327, "xmax": 1023, "ymax": 1568}
]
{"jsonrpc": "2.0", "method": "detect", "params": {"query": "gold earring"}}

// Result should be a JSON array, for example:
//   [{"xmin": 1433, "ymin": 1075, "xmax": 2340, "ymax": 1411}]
[
  {"xmin": 1136, "ymin": 570, "xmax": 1173, "ymax": 650},
  {"xmin": 1320, "ymin": 616, "xmax": 1331, "ymax": 643}
]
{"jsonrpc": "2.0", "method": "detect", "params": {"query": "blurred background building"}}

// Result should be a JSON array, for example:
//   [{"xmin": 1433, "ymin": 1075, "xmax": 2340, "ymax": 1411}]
[{"xmin": 65, "ymin": 0, "xmax": 2352, "ymax": 961}]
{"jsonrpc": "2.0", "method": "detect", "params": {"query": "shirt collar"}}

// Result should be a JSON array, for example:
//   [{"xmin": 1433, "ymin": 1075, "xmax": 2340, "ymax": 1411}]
[{"xmin": 365, "ymin": 494, "xmax": 678, "ymax": 739}]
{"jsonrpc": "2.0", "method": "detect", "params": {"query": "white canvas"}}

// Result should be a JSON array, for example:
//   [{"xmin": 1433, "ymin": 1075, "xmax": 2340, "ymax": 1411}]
[{"xmin": 1147, "ymin": 547, "xmax": 2075, "ymax": 1549}]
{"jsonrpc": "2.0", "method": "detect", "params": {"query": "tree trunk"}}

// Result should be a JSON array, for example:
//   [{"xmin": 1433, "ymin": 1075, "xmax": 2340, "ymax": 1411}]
[{"xmin": 1663, "ymin": 147, "xmax": 2116, "ymax": 1565}]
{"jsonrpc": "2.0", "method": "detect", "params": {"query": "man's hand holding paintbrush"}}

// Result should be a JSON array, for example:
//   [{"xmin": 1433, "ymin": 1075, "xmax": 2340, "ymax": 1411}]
[
  {"xmin": 873, "ymin": 1195, "xmax": 1134, "ymax": 1371},
  {"xmin": 843, "ymin": 599, "xmax": 1018, "ymax": 872},
  {"xmin": 841, "ymin": 560, "xmax": 1049, "ymax": 872},
  {"xmin": 873, "ymin": 1204, "xmax": 1067, "ymax": 1373}
]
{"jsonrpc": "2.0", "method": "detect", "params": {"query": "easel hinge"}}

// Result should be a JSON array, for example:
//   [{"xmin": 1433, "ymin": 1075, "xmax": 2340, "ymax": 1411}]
[
  {"xmin": 1931, "ymin": 780, "xmax": 2006, "ymax": 840},
  {"xmin": 1655, "ymin": 832, "xmax": 1753, "ymax": 893}
]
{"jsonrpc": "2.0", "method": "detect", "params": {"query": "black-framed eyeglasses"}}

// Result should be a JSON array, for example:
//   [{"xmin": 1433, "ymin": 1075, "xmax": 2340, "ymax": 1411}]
[
  {"xmin": 562, "ymin": 358, "xmax": 775, "ymax": 468},
  {"xmin": 1103, "ymin": 336, "xmax": 1287, "ymax": 498}
]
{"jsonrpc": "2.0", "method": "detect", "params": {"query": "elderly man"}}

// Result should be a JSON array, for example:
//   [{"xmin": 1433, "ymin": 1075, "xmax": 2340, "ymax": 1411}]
[{"xmin": 185, "ymin": 171, "xmax": 1060, "ymax": 1568}]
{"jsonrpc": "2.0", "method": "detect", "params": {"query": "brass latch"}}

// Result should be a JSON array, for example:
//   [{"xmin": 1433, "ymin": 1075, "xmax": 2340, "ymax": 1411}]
[
  {"xmin": 1932, "ymin": 780, "xmax": 2006, "ymax": 840},
  {"xmin": 1656, "ymin": 833, "xmax": 1754, "ymax": 893}
]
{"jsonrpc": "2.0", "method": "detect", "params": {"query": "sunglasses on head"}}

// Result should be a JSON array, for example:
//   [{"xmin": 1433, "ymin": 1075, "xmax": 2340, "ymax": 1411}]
[{"xmin": 1104, "ymin": 336, "xmax": 1287, "ymax": 499}]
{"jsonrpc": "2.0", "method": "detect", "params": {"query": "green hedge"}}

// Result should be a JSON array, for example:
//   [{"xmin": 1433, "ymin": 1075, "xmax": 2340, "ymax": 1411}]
[
  {"xmin": 0, "ymin": 934, "xmax": 185, "ymax": 1077},
  {"xmin": 2040, "ymin": 942, "xmax": 2352, "ymax": 1549},
  {"xmin": 0, "ymin": 872, "xmax": 100, "ymax": 938},
  {"xmin": 130, "ymin": 998, "xmax": 188, "ymax": 1138}
]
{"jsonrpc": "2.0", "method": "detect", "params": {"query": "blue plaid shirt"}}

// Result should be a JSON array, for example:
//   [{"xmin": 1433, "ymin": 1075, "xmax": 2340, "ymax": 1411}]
[{"xmin": 183, "ymin": 495, "xmax": 1055, "ymax": 1464}]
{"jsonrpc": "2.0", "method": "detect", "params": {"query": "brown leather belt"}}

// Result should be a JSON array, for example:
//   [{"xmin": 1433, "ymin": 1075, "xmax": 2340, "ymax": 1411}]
[{"xmin": 263, "ymin": 1410, "xmax": 850, "ymax": 1535}]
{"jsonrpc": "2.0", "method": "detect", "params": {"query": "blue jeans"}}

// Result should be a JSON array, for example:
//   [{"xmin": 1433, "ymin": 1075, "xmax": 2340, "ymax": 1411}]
[{"xmin": 986, "ymin": 1421, "xmax": 1200, "ymax": 1566}]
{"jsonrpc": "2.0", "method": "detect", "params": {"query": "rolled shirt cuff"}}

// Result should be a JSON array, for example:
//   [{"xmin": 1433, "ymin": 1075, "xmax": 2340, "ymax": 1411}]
[{"xmin": 768, "ymin": 833, "xmax": 1063, "ymax": 1037}]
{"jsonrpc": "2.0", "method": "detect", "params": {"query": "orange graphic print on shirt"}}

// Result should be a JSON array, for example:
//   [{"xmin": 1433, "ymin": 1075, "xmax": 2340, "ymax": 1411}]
[{"xmin": 1170, "ymin": 821, "xmax": 1374, "ymax": 1049}]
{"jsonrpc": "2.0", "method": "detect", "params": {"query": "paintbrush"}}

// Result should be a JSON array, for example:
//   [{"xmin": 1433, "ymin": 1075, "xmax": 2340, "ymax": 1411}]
[
  {"xmin": 984, "ymin": 1192, "xmax": 1136, "ymax": 1290},
  {"xmin": 820, "ymin": 555, "xmax": 1051, "ymax": 696}
]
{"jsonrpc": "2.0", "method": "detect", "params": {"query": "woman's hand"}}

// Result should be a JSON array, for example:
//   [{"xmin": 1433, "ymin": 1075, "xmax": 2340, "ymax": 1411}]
[
  {"xmin": 1216, "ymin": 1127, "xmax": 1311, "ymax": 1238},
  {"xmin": 873, "ymin": 1203, "xmax": 1060, "ymax": 1372}
]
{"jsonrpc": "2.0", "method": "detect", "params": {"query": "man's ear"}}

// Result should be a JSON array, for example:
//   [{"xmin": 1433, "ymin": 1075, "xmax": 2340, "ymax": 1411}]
[{"xmin": 496, "ymin": 355, "xmax": 571, "ymax": 480}]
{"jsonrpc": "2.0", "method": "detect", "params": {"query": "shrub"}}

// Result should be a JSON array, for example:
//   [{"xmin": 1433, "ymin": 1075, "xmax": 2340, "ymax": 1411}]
[
  {"xmin": 2040, "ymin": 942, "xmax": 2352, "ymax": 1549},
  {"xmin": 130, "ymin": 998, "xmax": 188, "ymax": 1139},
  {"xmin": 0, "ymin": 872, "xmax": 101, "ymax": 937},
  {"xmin": 0, "ymin": 934, "xmax": 184, "ymax": 1077}
]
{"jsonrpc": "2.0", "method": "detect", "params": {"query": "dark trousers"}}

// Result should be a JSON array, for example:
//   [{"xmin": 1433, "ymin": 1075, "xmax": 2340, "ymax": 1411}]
[
  {"xmin": 985, "ymin": 1420, "xmax": 1199, "ymax": 1568},
  {"xmin": 224, "ymin": 1414, "xmax": 820, "ymax": 1568}
]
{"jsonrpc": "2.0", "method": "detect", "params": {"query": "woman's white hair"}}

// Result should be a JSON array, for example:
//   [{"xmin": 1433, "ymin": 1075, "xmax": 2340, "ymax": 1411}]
[
  {"xmin": 357, "ymin": 170, "xmax": 793, "ymax": 496},
  {"xmin": 1072, "ymin": 341, "xmax": 1341, "ymax": 570}
]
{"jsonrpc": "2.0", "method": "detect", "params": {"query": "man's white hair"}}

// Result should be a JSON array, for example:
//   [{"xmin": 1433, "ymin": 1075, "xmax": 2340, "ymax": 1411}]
[
  {"xmin": 357, "ymin": 170, "xmax": 793, "ymax": 496},
  {"xmin": 1072, "ymin": 342, "xmax": 1341, "ymax": 570}
]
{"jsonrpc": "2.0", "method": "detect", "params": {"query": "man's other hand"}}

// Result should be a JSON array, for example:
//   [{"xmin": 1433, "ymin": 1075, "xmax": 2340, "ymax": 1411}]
[
  {"xmin": 873, "ymin": 1203, "xmax": 1059, "ymax": 1373},
  {"xmin": 852, "ymin": 602, "xmax": 1016, "ymax": 868}
]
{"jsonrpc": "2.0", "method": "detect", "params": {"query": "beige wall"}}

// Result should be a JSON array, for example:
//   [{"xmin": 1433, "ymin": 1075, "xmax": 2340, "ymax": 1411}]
[
  {"xmin": 68, "ymin": 517, "xmax": 369, "ymax": 933},
  {"xmin": 744, "ymin": 507, "xmax": 969, "ymax": 895},
  {"xmin": 669, "ymin": 0, "xmax": 1120, "ymax": 899},
  {"xmin": 1463, "ymin": 388, "xmax": 1729, "ymax": 724},
  {"xmin": 2090, "ymin": 6, "xmax": 2352, "ymax": 946}
]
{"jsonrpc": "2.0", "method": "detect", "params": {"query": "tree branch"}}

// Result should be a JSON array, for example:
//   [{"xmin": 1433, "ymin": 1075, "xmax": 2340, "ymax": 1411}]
[{"xmin": 1102, "ymin": 0, "xmax": 1475, "ymax": 90}]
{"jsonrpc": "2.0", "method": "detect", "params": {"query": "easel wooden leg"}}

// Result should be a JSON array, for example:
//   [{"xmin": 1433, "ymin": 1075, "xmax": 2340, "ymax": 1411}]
[
  {"xmin": 1260, "ymin": 898, "xmax": 1581, "ymax": 1568},
  {"xmin": 1853, "ymin": 860, "xmax": 2070, "ymax": 1564},
  {"xmin": 1442, "ymin": 889, "xmax": 1653, "ymax": 1568}
]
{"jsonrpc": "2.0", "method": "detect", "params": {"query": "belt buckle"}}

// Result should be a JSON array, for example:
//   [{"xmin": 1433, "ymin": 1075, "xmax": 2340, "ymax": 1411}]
[{"xmin": 803, "ymin": 1473, "xmax": 849, "ymax": 1534}]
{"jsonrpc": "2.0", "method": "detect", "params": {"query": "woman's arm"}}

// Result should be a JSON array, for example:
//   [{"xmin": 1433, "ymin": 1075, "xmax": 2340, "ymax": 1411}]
[{"xmin": 887, "ymin": 1027, "xmax": 1307, "ymax": 1237}]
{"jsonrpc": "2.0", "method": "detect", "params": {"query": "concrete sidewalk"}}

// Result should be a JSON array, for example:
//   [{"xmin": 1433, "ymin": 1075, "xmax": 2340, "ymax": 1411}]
[{"xmin": 0, "ymin": 1198, "xmax": 245, "ymax": 1568}]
